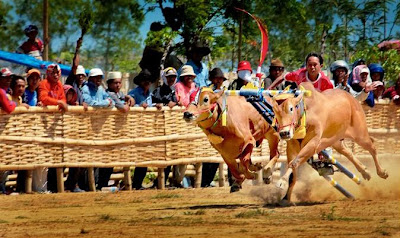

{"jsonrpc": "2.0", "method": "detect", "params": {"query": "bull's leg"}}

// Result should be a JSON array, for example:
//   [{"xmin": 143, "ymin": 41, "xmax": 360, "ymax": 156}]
[
  {"xmin": 238, "ymin": 144, "xmax": 257, "ymax": 180},
  {"xmin": 224, "ymin": 160, "xmax": 245, "ymax": 193},
  {"xmin": 354, "ymin": 136, "xmax": 388, "ymax": 179},
  {"xmin": 331, "ymin": 140, "xmax": 371, "ymax": 180},
  {"xmin": 263, "ymin": 132, "xmax": 281, "ymax": 184}
]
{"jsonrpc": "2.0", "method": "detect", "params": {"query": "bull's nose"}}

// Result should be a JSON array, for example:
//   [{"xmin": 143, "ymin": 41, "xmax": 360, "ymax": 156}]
[
  {"xmin": 183, "ymin": 111, "xmax": 193, "ymax": 119},
  {"xmin": 279, "ymin": 131, "xmax": 290, "ymax": 139}
]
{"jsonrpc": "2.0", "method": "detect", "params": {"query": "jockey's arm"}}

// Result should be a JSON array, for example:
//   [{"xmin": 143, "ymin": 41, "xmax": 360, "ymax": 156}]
[{"xmin": 267, "ymin": 74, "xmax": 284, "ymax": 90}]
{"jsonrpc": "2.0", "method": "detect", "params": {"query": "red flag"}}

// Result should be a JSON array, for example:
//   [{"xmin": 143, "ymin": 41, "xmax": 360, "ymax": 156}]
[{"xmin": 235, "ymin": 8, "xmax": 269, "ymax": 69}]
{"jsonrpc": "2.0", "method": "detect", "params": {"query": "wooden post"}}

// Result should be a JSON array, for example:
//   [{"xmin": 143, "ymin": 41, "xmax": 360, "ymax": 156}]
[
  {"xmin": 157, "ymin": 168, "xmax": 165, "ymax": 190},
  {"xmin": 123, "ymin": 167, "xmax": 132, "ymax": 191},
  {"xmin": 256, "ymin": 169, "xmax": 263, "ymax": 185},
  {"xmin": 194, "ymin": 163, "xmax": 202, "ymax": 188},
  {"xmin": 88, "ymin": 167, "xmax": 96, "ymax": 191},
  {"xmin": 25, "ymin": 170, "xmax": 33, "ymax": 194},
  {"xmin": 218, "ymin": 163, "xmax": 225, "ymax": 187},
  {"xmin": 43, "ymin": 0, "xmax": 49, "ymax": 61},
  {"xmin": 56, "ymin": 168, "xmax": 64, "ymax": 193}
]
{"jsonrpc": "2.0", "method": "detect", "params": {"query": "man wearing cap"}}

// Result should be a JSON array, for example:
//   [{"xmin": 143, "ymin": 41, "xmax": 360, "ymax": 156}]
[
  {"xmin": 229, "ymin": 61, "xmax": 254, "ymax": 90},
  {"xmin": 152, "ymin": 67, "xmax": 178, "ymax": 108},
  {"xmin": 82, "ymin": 68, "xmax": 114, "ymax": 108},
  {"xmin": 106, "ymin": 71, "xmax": 135, "ymax": 112},
  {"xmin": 38, "ymin": 63, "xmax": 68, "ymax": 111},
  {"xmin": 0, "ymin": 68, "xmax": 17, "ymax": 113},
  {"xmin": 17, "ymin": 25, "xmax": 44, "ymax": 60},
  {"xmin": 264, "ymin": 59, "xmax": 296, "ymax": 90},
  {"xmin": 180, "ymin": 40, "xmax": 211, "ymax": 88}
]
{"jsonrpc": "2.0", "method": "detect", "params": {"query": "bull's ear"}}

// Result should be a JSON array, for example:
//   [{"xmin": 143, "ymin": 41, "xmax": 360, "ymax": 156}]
[{"xmin": 271, "ymin": 99, "xmax": 280, "ymax": 113}]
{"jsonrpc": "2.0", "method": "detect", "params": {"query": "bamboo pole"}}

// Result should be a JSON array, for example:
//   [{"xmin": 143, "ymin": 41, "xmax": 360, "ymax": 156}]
[
  {"xmin": 25, "ymin": 170, "xmax": 33, "ymax": 194},
  {"xmin": 56, "ymin": 168, "xmax": 64, "ymax": 193},
  {"xmin": 123, "ymin": 167, "xmax": 132, "ymax": 191},
  {"xmin": 218, "ymin": 163, "xmax": 225, "ymax": 187},
  {"xmin": 194, "ymin": 163, "xmax": 202, "ymax": 188},
  {"xmin": 0, "ymin": 133, "xmax": 206, "ymax": 146},
  {"xmin": 88, "ymin": 168, "xmax": 95, "ymax": 191},
  {"xmin": 157, "ymin": 168, "xmax": 165, "ymax": 190}
]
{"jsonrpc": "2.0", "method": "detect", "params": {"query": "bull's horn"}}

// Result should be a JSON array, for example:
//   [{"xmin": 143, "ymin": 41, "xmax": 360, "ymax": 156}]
[{"xmin": 299, "ymin": 85, "xmax": 312, "ymax": 97}]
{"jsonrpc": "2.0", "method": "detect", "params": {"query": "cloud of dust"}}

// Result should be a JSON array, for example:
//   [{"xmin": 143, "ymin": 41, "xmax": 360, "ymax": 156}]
[{"xmin": 244, "ymin": 156, "xmax": 400, "ymax": 204}]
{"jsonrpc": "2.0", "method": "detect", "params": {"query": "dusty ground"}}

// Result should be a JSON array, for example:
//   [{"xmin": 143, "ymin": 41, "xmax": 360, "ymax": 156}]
[{"xmin": 1, "ymin": 157, "xmax": 399, "ymax": 238}]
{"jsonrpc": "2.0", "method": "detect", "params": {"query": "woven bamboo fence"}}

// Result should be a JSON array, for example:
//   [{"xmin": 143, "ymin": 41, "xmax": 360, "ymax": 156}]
[{"xmin": 1, "ymin": 100, "xmax": 399, "ymax": 192}]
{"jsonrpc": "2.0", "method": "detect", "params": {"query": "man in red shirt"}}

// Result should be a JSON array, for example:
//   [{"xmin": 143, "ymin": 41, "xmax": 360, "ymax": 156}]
[
  {"xmin": 0, "ymin": 68, "xmax": 17, "ymax": 113},
  {"xmin": 17, "ymin": 25, "xmax": 44, "ymax": 60},
  {"xmin": 268, "ymin": 52, "xmax": 333, "ymax": 92},
  {"xmin": 38, "ymin": 64, "xmax": 68, "ymax": 112}
]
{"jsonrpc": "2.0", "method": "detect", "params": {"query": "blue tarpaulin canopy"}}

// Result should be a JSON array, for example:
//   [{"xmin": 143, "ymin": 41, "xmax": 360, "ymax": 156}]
[{"xmin": 0, "ymin": 50, "xmax": 89, "ymax": 76}]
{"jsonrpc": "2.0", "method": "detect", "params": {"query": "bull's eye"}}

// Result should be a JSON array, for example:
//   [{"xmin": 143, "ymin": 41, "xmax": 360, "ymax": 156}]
[
  {"xmin": 289, "ymin": 105, "xmax": 294, "ymax": 114},
  {"xmin": 203, "ymin": 97, "xmax": 209, "ymax": 103}
]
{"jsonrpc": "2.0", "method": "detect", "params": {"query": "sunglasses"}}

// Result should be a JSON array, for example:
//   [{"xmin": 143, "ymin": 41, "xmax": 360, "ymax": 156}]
[{"xmin": 271, "ymin": 67, "xmax": 284, "ymax": 71}]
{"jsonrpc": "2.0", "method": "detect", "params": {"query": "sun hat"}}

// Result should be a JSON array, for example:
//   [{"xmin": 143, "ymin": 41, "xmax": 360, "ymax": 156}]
[
  {"xmin": 133, "ymin": 69, "xmax": 154, "ymax": 85},
  {"xmin": 88, "ymin": 68, "xmax": 104, "ymax": 78},
  {"xmin": 76, "ymin": 65, "xmax": 86, "ymax": 76},
  {"xmin": 180, "ymin": 65, "xmax": 196, "ymax": 77},
  {"xmin": 209, "ymin": 68, "xmax": 226, "ymax": 80}
]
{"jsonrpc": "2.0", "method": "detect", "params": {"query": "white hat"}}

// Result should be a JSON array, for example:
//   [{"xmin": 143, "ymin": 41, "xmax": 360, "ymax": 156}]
[
  {"xmin": 180, "ymin": 65, "xmax": 196, "ymax": 77},
  {"xmin": 360, "ymin": 67, "xmax": 369, "ymax": 74},
  {"xmin": 76, "ymin": 65, "xmax": 86, "ymax": 76},
  {"xmin": 107, "ymin": 71, "xmax": 122, "ymax": 80},
  {"xmin": 88, "ymin": 68, "xmax": 104, "ymax": 78},
  {"xmin": 164, "ymin": 67, "xmax": 177, "ymax": 77}
]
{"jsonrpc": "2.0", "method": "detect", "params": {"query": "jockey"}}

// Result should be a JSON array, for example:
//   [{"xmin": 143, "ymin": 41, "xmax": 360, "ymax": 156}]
[
  {"xmin": 228, "ymin": 61, "xmax": 260, "ymax": 90},
  {"xmin": 268, "ymin": 52, "xmax": 333, "ymax": 92}
]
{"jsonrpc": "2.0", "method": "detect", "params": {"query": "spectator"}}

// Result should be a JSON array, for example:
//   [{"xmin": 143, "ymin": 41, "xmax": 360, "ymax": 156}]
[
  {"xmin": 17, "ymin": 25, "xmax": 44, "ymax": 60},
  {"xmin": 229, "ymin": 61, "xmax": 259, "ymax": 90},
  {"xmin": 368, "ymin": 63, "xmax": 385, "ymax": 100},
  {"xmin": 128, "ymin": 69, "xmax": 160, "ymax": 189},
  {"xmin": 209, "ymin": 68, "xmax": 229, "ymax": 90},
  {"xmin": 0, "ymin": 68, "xmax": 17, "ymax": 114},
  {"xmin": 383, "ymin": 73, "xmax": 400, "ymax": 105},
  {"xmin": 9, "ymin": 75, "xmax": 29, "ymax": 108},
  {"xmin": 264, "ymin": 59, "xmax": 296, "ymax": 90},
  {"xmin": 181, "ymin": 40, "xmax": 211, "ymax": 88},
  {"xmin": 152, "ymin": 67, "xmax": 178, "ymax": 108},
  {"xmin": 329, "ymin": 60, "xmax": 379, "ymax": 101},
  {"xmin": 63, "ymin": 85, "xmax": 78, "ymax": 106},
  {"xmin": 24, "ymin": 69, "xmax": 42, "ymax": 106},
  {"xmin": 107, "ymin": 71, "xmax": 135, "ymax": 112},
  {"xmin": 65, "ymin": 38, "xmax": 86, "ymax": 107},
  {"xmin": 38, "ymin": 64, "xmax": 67, "ymax": 193},
  {"xmin": 175, "ymin": 65, "xmax": 197, "ymax": 107},
  {"xmin": 267, "ymin": 52, "xmax": 333, "ymax": 92},
  {"xmin": 82, "ymin": 68, "xmax": 114, "ymax": 108},
  {"xmin": 348, "ymin": 58, "xmax": 366, "ymax": 86}
]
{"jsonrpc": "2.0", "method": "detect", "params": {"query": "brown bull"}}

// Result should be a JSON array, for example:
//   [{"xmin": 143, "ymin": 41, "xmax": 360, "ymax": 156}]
[
  {"xmin": 272, "ymin": 82, "xmax": 388, "ymax": 203},
  {"xmin": 184, "ymin": 88, "xmax": 280, "ymax": 192}
]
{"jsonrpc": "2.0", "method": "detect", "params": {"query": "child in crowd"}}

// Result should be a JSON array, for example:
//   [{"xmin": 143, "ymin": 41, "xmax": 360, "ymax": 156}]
[
  {"xmin": 128, "ymin": 69, "xmax": 160, "ymax": 189},
  {"xmin": 175, "ymin": 65, "xmax": 197, "ymax": 107},
  {"xmin": 368, "ymin": 63, "xmax": 385, "ymax": 100},
  {"xmin": 107, "ymin": 71, "xmax": 135, "ymax": 112},
  {"xmin": 383, "ymin": 73, "xmax": 400, "ymax": 105},
  {"xmin": 24, "ymin": 69, "xmax": 42, "ymax": 106},
  {"xmin": 64, "ymin": 85, "xmax": 78, "ymax": 105}
]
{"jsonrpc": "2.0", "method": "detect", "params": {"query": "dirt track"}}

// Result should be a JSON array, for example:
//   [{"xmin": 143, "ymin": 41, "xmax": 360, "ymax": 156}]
[{"xmin": 1, "ymin": 157, "xmax": 400, "ymax": 238}]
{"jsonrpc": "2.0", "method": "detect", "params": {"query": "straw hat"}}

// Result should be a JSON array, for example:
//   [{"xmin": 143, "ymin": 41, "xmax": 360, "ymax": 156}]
[
  {"xmin": 180, "ymin": 65, "xmax": 196, "ymax": 77},
  {"xmin": 270, "ymin": 59, "xmax": 284, "ymax": 67}
]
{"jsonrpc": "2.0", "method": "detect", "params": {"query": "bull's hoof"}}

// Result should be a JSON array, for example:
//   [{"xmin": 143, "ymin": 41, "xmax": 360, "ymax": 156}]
[
  {"xmin": 230, "ymin": 184, "xmax": 242, "ymax": 193},
  {"xmin": 378, "ymin": 169, "xmax": 389, "ymax": 179},
  {"xmin": 278, "ymin": 199, "xmax": 295, "ymax": 207},
  {"xmin": 263, "ymin": 167, "xmax": 273, "ymax": 184},
  {"xmin": 249, "ymin": 162, "xmax": 263, "ymax": 172}
]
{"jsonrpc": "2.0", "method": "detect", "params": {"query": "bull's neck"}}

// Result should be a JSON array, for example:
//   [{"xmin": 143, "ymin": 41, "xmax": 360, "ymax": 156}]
[{"xmin": 198, "ymin": 105, "xmax": 219, "ymax": 130}]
